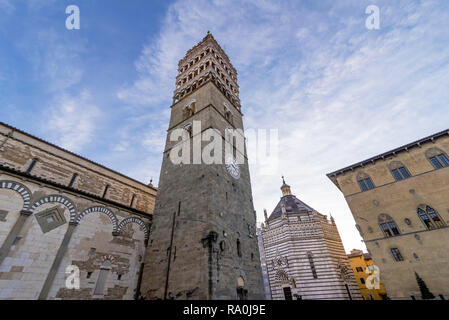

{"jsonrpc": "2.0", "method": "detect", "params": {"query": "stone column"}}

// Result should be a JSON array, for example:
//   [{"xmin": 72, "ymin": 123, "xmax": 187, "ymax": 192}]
[
  {"xmin": 0, "ymin": 209, "xmax": 32, "ymax": 266},
  {"xmin": 38, "ymin": 221, "xmax": 78, "ymax": 300}
]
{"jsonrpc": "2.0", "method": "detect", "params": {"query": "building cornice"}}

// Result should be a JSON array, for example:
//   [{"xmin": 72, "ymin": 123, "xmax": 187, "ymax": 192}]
[
  {"xmin": 0, "ymin": 121, "xmax": 158, "ymax": 193},
  {"xmin": 327, "ymin": 128, "xmax": 449, "ymax": 178}
]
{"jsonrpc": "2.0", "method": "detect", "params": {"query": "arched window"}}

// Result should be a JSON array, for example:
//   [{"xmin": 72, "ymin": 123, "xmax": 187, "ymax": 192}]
[
  {"xmin": 275, "ymin": 269, "xmax": 289, "ymax": 283},
  {"xmin": 236, "ymin": 276, "xmax": 247, "ymax": 300},
  {"xmin": 223, "ymin": 103, "xmax": 233, "ymax": 123},
  {"xmin": 183, "ymin": 99, "xmax": 196, "ymax": 119},
  {"xmin": 183, "ymin": 122, "xmax": 192, "ymax": 138},
  {"xmin": 388, "ymin": 161, "xmax": 411, "ymax": 181},
  {"xmin": 425, "ymin": 147, "xmax": 449, "ymax": 169},
  {"xmin": 307, "ymin": 251, "xmax": 317, "ymax": 279},
  {"xmin": 378, "ymin": 214, "xmax": 400, "ymax": 237},
  {"xmin": 390, "ymin": 248, "xmax": 404, "ymax": 261},
  {"xmin": 417, "ymin": 205, "xmax": 445, "ymax": 230},
  {"xmin": 357, "ymin": 172, "xmax": 375, "ymax": 192}
]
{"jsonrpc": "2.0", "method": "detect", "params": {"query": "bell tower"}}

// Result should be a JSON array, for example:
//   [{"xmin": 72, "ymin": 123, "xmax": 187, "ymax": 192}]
[{"xmin": 140, "ymin": 33, "xmax": 265, "ymax": 300}]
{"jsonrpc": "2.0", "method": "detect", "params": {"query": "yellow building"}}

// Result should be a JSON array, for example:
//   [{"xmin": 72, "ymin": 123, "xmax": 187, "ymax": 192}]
[
  {"xmin": 347, "ymin": 249, "xmax": 388, "ymax": 300},
  {"xmin": 328, "ymin": 129, "xmax": 449, "ymax": 299}
]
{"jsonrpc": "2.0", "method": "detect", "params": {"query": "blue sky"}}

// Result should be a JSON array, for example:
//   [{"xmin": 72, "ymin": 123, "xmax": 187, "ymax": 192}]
[{"xmin": 1, "ymin": 0, "xmax": 449, "ymax": 252}]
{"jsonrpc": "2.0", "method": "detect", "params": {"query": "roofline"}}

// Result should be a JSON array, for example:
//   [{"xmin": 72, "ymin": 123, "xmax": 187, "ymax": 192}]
[
  {"xmin": 0, "ymin": 121, "xmax": 157, "ymax": 192},
  {"xmin": 0, "ymin": 164, "xmax": 152, "ymax": 220},
  {"xmin": 327, "ymin": 128, "xmax": 449, "ymax": 178}
]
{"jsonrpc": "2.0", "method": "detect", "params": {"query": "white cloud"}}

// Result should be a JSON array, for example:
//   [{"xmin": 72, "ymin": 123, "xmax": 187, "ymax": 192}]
[
  {"xmin": 16, "ymin": 28, "xmax": 86, "ymax": 92},
  {"xmin": 45, "ymin": 90, "xmax": 101, "ymax": 153}
]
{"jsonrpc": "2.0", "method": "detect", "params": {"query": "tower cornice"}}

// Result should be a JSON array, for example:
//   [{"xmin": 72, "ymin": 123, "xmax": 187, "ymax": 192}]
[
  {"xmin": 174, "ymin": 34, "xmax": 240, "ymax": 110},
  {"xmin": 178, "ymin": 33, "xmax": 237, "ymax": 75}
]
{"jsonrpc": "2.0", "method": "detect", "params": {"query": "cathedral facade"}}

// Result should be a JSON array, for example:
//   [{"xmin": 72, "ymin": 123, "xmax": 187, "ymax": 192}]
[
  {"xmin": 261, "ymin": 178, "xmax": 361, "ymax": 300},
  {"xmin": 0, "ymin": 122, "xmax": 156, "ymax": 299}
]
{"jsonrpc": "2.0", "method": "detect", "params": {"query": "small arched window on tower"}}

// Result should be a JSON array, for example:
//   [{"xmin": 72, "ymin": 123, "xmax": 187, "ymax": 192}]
[
  {"xmin": 183, "ymin": 122, "xmax": 193, "ymax": 138},
  {"xmin": 26, "ymin": 158, "xmax": 38, "ymax": 174},
  {"xmin": 425, "ymin": 147, "xmax": 449, "ymax": 169},
  {"xmin": 356, "ymin": 172, "xmax": 375, "ymax": 192},
  {"xmin": 236, "ymin": 239, "xmax": 242, "ymax": 257},
  {"xmin": 388, "ymin": 161, "xmax": 411, "ymax": 181},
  {"xmin": 236, "ymin": 276, "xmax": 247, "ymax": 300},
  {"xmin": 183, "ymin": 99, "xmax": 196, "ymax": 119},
  {"xmin": 417, "ymin": 205, "xmax": 445, "ymax": 229},
  {"xmin": 223, "ymin": 102, "xmax": 233, "ymax": 124},
  {"xmin": 378, "ymin": 214, "xmax": 400, "ymax": 237}
]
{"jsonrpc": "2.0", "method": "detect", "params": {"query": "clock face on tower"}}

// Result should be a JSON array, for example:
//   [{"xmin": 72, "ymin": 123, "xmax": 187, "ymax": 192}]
[{"xmin": 225, "ymin": 155, "xmax": 240, "ymax": 179}]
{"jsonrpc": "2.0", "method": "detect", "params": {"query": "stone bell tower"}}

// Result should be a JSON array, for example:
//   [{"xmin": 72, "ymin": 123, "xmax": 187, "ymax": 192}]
[{"xmin": 140, "ymin": 33, "xmax": 265, "ymax": 300}]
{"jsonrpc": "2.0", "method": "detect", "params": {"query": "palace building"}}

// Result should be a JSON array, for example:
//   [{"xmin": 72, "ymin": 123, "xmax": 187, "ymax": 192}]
[
  {"xmin": 260, "ymin": 178, "xmax": 361, "ymax": 300},
  {"xmin": 0, "ymin": 121, "xmax": 156, "ymax": 299},
  {"xmin": 328, "ymin": 129, "xmax": 449, "ymax": 299}
]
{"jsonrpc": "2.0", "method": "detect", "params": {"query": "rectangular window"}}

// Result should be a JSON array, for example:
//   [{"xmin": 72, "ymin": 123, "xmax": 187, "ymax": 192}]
[
  {"xmin": 360, "ymin": 278, "xmax": 365, "ymax": 284},
  {"xmin": 68, "ymin": 173, "xmax": 78, "ymax": 188},
  {"xmin": 102, "ymin": 185, "xmax": 110, "ymax": 198},
  {"xmin": 283, "ymin": 287, "xmax": 293, "ymax": 300},
  {"xmin": 430, "ymin": 157, "xmax": 443, "ymax": 169},
  {"xmin": 356, "ymin": 267, "xmax": 363, "ymax": 272},
  {"xmin": 237, "ymin": 287, "xmax": 248, "ymax": 300},
  {"xmin": 438, "ymin": 154, "xmax": 449, "ymax": 167},
  {"xmin": 392, "ymin": 169, "xmax": 402, "ymax": 181},
  {"xmin": 391, "ymin": 248, "xmax": 404, "ymax": 261},
  {"xmin": 399, "ymin": 167, "xmax": 410, "ymax": 178},
  {"xmin": 308, "ymin": 254, "xmax": 318, "ymax": 278},
  {"xmin": 26, "ymin": 159, "xmax": 37, "ymax": 174},
  {"xmin": 0, "ymin": 210, "xmax": 8, "ymax": 221}
]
